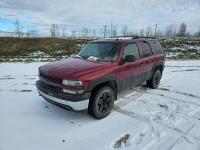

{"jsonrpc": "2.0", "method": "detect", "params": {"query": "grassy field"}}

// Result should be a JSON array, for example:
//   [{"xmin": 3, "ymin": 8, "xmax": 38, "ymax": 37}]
[
  {"xmin": 0, "ymin": 37, "xmax": 88, "ymax": 56},
  {"xmin": 160, "ymin": 38, "xmax": 200, "ymax": 59},
  {"xmin": 0, "ymin": 37, "xmax": 200, "ymax": 62}
]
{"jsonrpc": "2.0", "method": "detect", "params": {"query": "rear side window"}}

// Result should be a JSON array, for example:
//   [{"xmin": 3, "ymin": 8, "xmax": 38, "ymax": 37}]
[
  {"xmin": 152, "ymin": 40, "xmax": 164, "ymax": 54},
  {"xmin": 124, "ymin": 43, "xmax": 139, "ymax": 59},
  {"xmin": 139, "ymin": 41, "xmax": 152, "ymax": 57}
]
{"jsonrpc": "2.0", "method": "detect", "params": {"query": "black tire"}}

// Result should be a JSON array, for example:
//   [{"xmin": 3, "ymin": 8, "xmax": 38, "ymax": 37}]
[
  {"xmin": 147, "ymin": 69, "xmax": 162, "ymax": 89},
  {"xmin": 88, "ymin": 86, "xmax": 115, "ymax": 119}
]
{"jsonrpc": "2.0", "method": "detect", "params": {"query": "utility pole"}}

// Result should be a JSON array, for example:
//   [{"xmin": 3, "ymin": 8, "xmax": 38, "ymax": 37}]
[
  {"xmin": 93, "ymin": 29, "xmax": 96, "ymax": 38},
  {"xmin": 154, "ymin": 24, "xmax": 158, "ymax": 37},
  {"xmin": 110, "ymin": 20, "xmax": 113, "ymax": 37},
  {"xmin": 103, "ymin": 25, "xmax": 107, "ymax": 38}
]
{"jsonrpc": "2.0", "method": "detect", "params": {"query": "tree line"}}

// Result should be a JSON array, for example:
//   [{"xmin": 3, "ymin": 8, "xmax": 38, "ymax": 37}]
[{"xmin": 9, "ymin": 20, "xmax": 200, "ymax": 39}]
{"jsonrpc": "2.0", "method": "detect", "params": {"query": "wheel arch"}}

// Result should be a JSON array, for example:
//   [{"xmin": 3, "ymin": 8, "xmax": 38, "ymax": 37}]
[
  {"xmin": 87, "ymin": 75, "xmax": 118, "ymax": 100},
  {"xmin": 156, "ymin": 64, "xmax": 164, "ymax": 74},
  {"xmin": 149, "ymin": 63, "xmax": 164, "ymax": 80}
]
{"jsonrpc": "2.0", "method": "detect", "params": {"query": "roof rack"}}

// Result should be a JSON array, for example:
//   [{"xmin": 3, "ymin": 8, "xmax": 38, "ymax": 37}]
[
  {"xmin": 132, "ymin": 36, "xmax": 158, "ymax": 39},
  {"xmin": 105, "ymin": 36, "xmax": 157, "ymax": 40}
]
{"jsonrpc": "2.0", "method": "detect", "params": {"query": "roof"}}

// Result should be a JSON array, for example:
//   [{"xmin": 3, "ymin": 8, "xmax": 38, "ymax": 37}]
[{"xmin": 91, "ymin": 36, "xmax": 158, "ymax": 43}]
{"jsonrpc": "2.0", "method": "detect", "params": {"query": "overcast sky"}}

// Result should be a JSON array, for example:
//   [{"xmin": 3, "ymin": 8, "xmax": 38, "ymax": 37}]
[{"xmin": 0, "ymin": 0, "xmax": 200, "ymax": 35}]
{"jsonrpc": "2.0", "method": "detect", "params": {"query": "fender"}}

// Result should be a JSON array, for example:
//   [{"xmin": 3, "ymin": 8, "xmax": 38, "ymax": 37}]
[
  {"xmin": 87, "ymin": 74, "xmax": 119, "ymax": 92},
  {"xmin": 148, "ymin": 61, "xmax": 164, "ymax": 80}
]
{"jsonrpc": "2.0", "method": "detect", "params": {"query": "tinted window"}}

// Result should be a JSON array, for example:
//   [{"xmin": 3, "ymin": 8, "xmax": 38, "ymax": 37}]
[
  {"xmin": 124, "ymin": 43, "xmax": 139, "ymax": 59},
  {"xmin": 139, "ymin": 41, "xmax": 152, "ymax": 57},
  {"xmin": 152, "ymin": 40, "xmax": 164, "ymax": 54}
]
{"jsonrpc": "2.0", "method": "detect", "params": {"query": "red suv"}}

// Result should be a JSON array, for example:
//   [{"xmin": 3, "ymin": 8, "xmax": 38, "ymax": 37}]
[{"xmin": 36, "ymin": 37, "xmax": 165, "ymax": 119}]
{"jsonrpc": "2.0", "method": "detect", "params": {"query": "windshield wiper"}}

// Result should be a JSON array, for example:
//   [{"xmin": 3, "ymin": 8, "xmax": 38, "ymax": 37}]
[
  {"xmin": 73, "ymin": 54, "xmax": 87, "ymax": 59},
  {"xmin": 87, "ymin": 56, "xmax": 103, "ymax": 61}
]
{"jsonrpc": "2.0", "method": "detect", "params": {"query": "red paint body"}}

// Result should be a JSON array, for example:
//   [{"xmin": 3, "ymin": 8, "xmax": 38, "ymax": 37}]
[{"xmin": 39, "ymin": 38, "xmax": 165, "ymax": 93}]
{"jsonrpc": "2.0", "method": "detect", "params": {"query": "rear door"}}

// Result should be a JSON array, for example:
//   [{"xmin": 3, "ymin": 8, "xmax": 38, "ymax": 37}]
[
  {"xmin": 150, "ymin": 40, "xmax": 166, "ymax": 67},
  {"xmin": 138, "ymin": 40, "xmax": 155, "ymax": 81}
]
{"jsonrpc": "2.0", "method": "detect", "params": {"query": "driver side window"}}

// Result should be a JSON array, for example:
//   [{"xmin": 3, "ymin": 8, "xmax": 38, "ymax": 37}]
[{"xmin": 124, "ymin": 43, "xmax": 139, "ymax": 59}]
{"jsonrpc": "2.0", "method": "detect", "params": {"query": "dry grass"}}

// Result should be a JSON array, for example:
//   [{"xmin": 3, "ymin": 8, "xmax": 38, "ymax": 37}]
[{"xmin": 0, "ymin": 37, "xmax": 88, "ymax": 56}]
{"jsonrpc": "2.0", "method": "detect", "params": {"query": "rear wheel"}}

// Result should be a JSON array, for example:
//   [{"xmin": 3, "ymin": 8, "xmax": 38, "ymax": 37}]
[
  {"xmin": 147, "ymin": 69, "xmax": 162, "ymax": 89},
  {"xmin": 88, "ymin": 86, "xmax": 114, "ymax": 119}
]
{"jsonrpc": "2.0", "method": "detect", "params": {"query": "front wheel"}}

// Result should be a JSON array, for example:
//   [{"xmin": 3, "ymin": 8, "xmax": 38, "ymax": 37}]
[
  {"xmin": 147, "ymin": 69, "xmax": 162, "ymax": 89},
  {"xmin": 88, "ymin": 86, "xmax": 114, "ymax": 119}
]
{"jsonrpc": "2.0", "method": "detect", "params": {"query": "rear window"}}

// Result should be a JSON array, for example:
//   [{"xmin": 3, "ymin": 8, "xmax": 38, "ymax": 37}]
[
  {"xmin": 139, "ymin": 41, "xmax": 152, "ymax": 57},
  {"xmin": 152, "ymin": 40, "xmax": 164, "ymax": 54}
]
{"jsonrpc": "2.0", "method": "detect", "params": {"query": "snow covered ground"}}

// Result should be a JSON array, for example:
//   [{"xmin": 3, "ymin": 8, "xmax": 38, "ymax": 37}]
[{"xmin": 0, "ymin": 60, "xmax": 200, "ymax": 150}]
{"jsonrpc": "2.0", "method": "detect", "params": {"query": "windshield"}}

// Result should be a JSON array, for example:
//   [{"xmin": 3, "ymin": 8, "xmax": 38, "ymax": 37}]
[{"xmin": 78, "ymin": 42, "xmax": 121, "ymax": 61}]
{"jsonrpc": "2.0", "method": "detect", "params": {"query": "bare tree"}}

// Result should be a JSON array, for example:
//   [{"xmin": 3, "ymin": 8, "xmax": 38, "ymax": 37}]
[
  {"xmin": 61, "ymin": 26, "xmax": 67, "ymax": 37},
  {"xmin": 122, "ymin": 25, "xmax": 128, "ymax": 36},
  {"xmin": 154, "ymin": 24, "xmax": 158, "ymax": 36},
  {"xmin": 50, "ymin": 24, "xmax": 56, "ymax": 38},
  {"xmin": 140, "ymin": 28, "xmax": 145, "ymax": 36},
  {"xmin": 194, "ymin": 28, "xmax": 200, "ymax": 37},
  {"xmin": 157, "ymin": 29, "xmax": 163, "ymax": 37},
  {"xmin": 165, "ymin": 25, "xmax": 177, "ymax": 38},
  {"xmin": 26, "ymin": 25, "xmax": 35, "ymax": 37},
  {"xmin": 15, "ymin": 20, "xmax": 24, "ymax": 38},
  {"xmin": 50, "ymin": 24, "xmax": 60, "ymax": 38},
  {"xmin": 110, "ymin": 25, "xmax": 117, "ymax": 37},
  {"xmin": 145, "ymin": 26, "xmax": 153, "ymax": 37},
  {"xmin": 26, "ymin": 26, "xmax": 31, "ymax": 37},
  {"xmin": 128, "ymin": 31, "xmax": 138, "ymax": 36},
  {"xmin": 112, "ymin": 25, "xmax": 118, "ymax": 37},
  {"xmin": 110, "ymin": 21, "xmax": 113, "ymax": 37},
  {"xmin": 30, "ymin": 29, "xmax": 39, "ymax": 37},
  {"xmin": 71, "ymin": 29, "xmax": 76, "ymax": 38},
  {"xmin": 103, "ymin": 25, "xmax": 107, "ymax": 38},
  {"xmin": 173, "ymin": 26, "xmax": 177, "ymax": 38},
  {"xmin": 81, "ymin": 28, "xmax": 89, "ymax": 37},
  {"xmin": 177, "ymin": 23, "xmax": 187, "ymax": 37},
  {"xmin": 109, "ymin": 21, "xmax": 118, "ymax": 37},
  {"xmin": 165, "ymin": 25, "xmax": 174, "ymax": 38},
  {"xmin": 99, "ymin": 28, "xmax": 104, "ymax": 38}
]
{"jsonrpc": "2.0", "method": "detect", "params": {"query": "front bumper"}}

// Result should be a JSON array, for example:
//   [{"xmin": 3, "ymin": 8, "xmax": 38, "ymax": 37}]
[{"xmin": 36, "ymin": 80, "xmax": 90, "ymax": 110}]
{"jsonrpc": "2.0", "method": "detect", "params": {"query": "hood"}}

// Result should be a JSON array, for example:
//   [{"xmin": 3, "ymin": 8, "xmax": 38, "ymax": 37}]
[{"xmin": 39, "ymin": 57, "xmax": 116, "ymax": 80}]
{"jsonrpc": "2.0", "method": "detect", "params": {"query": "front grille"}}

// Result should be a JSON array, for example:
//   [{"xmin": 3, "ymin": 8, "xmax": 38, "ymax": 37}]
[
  {"xmin": 40, "ymin": 81, "xmax": 62, "ymax": 92},
  {"xmin": 40, "ymin": 72, "xmax": 62, "ymax": 84}
]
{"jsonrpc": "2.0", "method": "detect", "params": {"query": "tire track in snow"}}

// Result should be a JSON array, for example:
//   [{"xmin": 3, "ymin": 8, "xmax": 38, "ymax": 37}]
[
  {"xmin": 146, "ymin": 88, "xmax": 200, "ymax": 122},
  {"xmin": 115, "ymin": 86, "xmax": 147, "ymax": 108},
  {"xmin": 115, "ymin": 85, "xmax": 200, "ymax": 121},
  {"xmin": 114, "ymin": 105, "xmax": 198, "ymax": 138},
  {"xmin": 168, "ymin": 123, "xmax": 197, "ymax": 150},
  {"xmin": 157, "ymin": 87, "xmax": 200, "ymax": 99},
  {"xmin": 147, "ymin": 91, "xmax": 200, "ymax": 108},
  {"xmin": 0, "ymin": 75, "xmax": 37, "ymax": 80},
  {"xmin": 114, "ymin": 106, "xmax": 199, "ymax": 149},
  {"xmin": 114, "ymin": 85, "xmax": 200, "ymax": 149},
  {"xmin": 166, "ymin": 65, "xmax": 200, "ymax": 68},
  {"xmin": 171, "ymin": 69, "xmax": 200, "ymax": 72}
]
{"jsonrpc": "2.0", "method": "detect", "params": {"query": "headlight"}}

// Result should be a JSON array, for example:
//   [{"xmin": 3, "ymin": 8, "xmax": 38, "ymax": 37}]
[{"xmin": 62, "ymin": 80, "xmax": 83, "ymax": 86}]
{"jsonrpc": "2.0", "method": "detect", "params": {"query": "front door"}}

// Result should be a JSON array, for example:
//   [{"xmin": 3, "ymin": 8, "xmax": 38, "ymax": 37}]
[{"xmin": 117, "ymin": 43, "xmax": 143, "ymax": 91}]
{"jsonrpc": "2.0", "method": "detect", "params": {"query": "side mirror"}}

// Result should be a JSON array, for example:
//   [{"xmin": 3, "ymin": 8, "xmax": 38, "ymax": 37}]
[{"xmin": 124, "ymin": 55, "xmax": 136, "ymax": 62}]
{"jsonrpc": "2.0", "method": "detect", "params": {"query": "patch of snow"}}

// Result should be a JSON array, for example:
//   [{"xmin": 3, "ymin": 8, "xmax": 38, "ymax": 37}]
[{"xmin": 0, "ymin": 60, "xmax": 200, "ymax": 150}]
